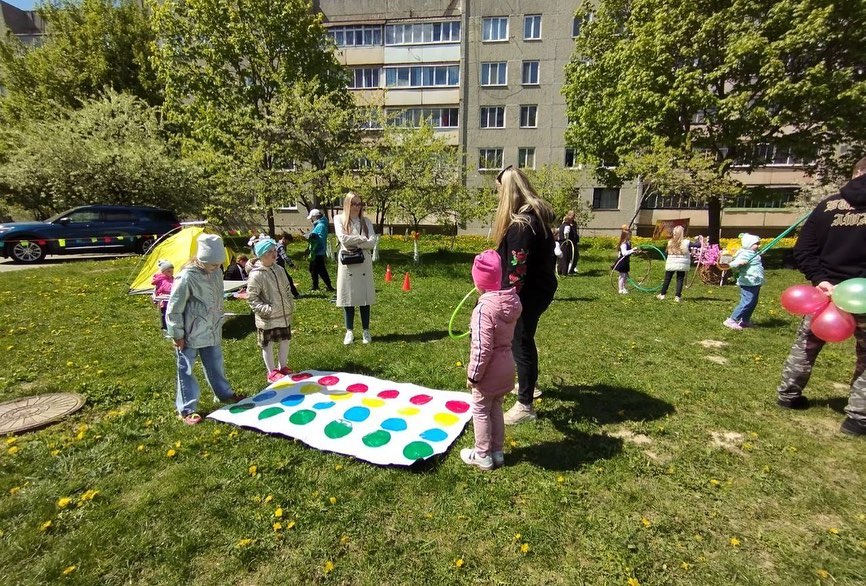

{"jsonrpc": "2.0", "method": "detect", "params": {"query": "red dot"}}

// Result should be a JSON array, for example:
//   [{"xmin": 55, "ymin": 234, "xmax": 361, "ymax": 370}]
[
  {"xmin": 318, "ymin": 375, "xmax": 340, "ymax": 386},
  {"xmin": 409, "ymin": 394, "xmax": 433, "ymax": 405},
  {"xmin": 291, "ymin": 372, "xmax": 312, "ymax": 381},
  {"xmin": 378, "ymin": 389, "xmax": 399, "ymax": 399},
  {"xmin": 445, "ymin": 400, "xmax": 470, "ymax": 414},
  {"xmin": 347, "ymin": 383, "xmax": 368, "ymax": 393}
]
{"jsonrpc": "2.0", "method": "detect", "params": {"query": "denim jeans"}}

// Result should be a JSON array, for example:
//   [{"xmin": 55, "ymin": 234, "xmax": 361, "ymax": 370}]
[
  {"xmin": 731, "ymin": 284, "xmax": 761, "ymax": 323},
  {"xmin": 176, "ymin": 344, "xmax": 233, "ymax": 415}
]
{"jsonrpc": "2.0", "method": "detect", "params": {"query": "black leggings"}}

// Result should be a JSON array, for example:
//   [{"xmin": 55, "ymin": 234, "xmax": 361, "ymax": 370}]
[
  {"xmin": 514, "ymin": 291, "xmax": 555, "ymax": 405},
  {"xmin": 660, "ymin": 271, "xmax": 686, "ymax": 297},
  {"xmin": 344, "ymin": 305, "xmax": 370, "ymax": 330},
  {"xmin": 308, "ymin": 255, "xmax": 333, "ymax": 290}
]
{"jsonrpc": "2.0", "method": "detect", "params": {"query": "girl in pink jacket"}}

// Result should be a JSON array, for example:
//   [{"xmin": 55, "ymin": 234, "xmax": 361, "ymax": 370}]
[
  {"xmin": 151, "ymin": 260, "xmax": 174, "ymax": 331},
  {"xmin": 462, "ymin": 250, "xmax": 523, "ymax": 471}
]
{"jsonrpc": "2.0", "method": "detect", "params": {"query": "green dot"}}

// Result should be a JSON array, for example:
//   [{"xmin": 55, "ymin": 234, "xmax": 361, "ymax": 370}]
[
  {"xmin": 362, "ymin": 430, "xmax": 391, "ymax": 448},
  {"xmin": 289, "ymin": 409, "xmax": 316, "ymax": 425},
  {"xmin": 403, "ymin": 441, "xmax": 434, "ymax": 461},
  {"xmin": 258, "ymin": 406, "xmax": 284, "ymax": 420},
  {"xmin": 229, "ymin": 403, "xmax": 255, "ymax": 414},
  {"xmin": 324, "ymin": 420, "xmax": 352, "ymax": 439}
]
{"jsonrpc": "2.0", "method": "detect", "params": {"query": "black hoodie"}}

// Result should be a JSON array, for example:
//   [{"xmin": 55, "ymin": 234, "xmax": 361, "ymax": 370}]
[{"xmin": 794, "ymin": 174, "xmax": 866, "ymax": 285}]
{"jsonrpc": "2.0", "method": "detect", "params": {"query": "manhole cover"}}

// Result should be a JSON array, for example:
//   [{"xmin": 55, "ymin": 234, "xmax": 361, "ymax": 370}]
[{"xmin": 0, "ymin": 393, "xmax": 86, "ymax": 434}]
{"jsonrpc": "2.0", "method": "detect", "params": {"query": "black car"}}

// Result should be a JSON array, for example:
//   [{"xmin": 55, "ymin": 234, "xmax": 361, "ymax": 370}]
[{"xmin": 0, "ymin": 205, "xmax": 180, "ymax": 263}]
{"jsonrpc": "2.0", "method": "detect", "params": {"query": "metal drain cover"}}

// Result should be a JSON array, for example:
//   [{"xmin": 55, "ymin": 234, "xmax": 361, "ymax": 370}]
[{"xmin": 0, "ymin": 393, "xmax": 86, "ymax": 434}]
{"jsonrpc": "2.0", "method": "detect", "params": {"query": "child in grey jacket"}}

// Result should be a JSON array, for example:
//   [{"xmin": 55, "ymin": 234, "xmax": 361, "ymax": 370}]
[
  {"xmin": 724, "ymin": 233, "xmax": 765, "ymax": 330},
  {"xmin": 248, "ymin": 238, "xmax": 295, "ymax": 383}
]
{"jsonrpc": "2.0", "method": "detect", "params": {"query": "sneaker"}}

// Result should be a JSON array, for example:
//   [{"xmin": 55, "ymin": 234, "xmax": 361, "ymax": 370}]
[
  {"xmin": 362, "ymin": 330, "xmax": 372, "ymax": 344},
  {"xmin": 619, "ymin": 289, "xmax": 628, "ymax": 294},
  {"xmin": 504, "ymin": 402, "xmax": 537, "ymax": 425},
  {"xmin": 777, "ymin": 395, "xmax": 809, "ymax": 410},
  {"xmin": 460, "ymin": 448, "xmax": 493, "ymax": 470},
  {"xmin": 492, "ymin": 451, "xmax": 505, "ymax": 468},
  {"xmin": 840, "ymin": 417, "xmax": 866, "ymax": 436},
  {"xmin": 267, "ymin": 370, "xmax": 284, "ymax": 383},
  {"xmin": 511, "ymin": 383, "xmax": 543, "ymax": 399},
  {"xmin": 278, "ymin": 366, "xmax": 292, "ymax": 376},
  {"xmin": 179, "ymin": 412, "xmax": 202, "ymax": 425},
  {"xmin": 214, "ymin": 392, "xmax": 246, "ymax": 403},
  {"xmin": 656, "ymin": 294, "xmax": 665, "ymax": 300},
  {"xmin": 343, "ymin": 330, "xmax": 354, "ymax": 345},
  {"xmin": 674, "ymin": 296, "xmax": 681, "ymax": 303},
  {"xmin": 723, "ymin": 318, "xmax": 743, "ymax": 331}
]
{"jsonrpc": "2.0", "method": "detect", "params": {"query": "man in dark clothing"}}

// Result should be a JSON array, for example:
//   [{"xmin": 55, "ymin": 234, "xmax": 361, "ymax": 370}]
[
  {"xmin": 776, "ymin": 157, "xmax": 866, "ymax": 436},
  {"xmin": 224, "ymin": 255, "xmax": 249, "ymax": 281}
]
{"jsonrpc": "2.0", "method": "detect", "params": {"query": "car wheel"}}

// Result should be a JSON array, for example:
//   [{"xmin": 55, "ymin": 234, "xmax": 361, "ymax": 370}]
[
  {"xmin": 8, "ymin": 239, "xmax": 46, "ymax": 263},
  {"xmin": 138, "ymin": 236, "xmax": 156, "ymax": 254}
]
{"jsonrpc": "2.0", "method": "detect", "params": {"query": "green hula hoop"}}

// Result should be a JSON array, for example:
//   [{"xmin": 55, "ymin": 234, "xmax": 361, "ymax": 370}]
[
  {"xmin": 448, "ymin": 287, "xmax": 478, "ymax": 339},
  {"xmin": 629, "ymin": 244, "xmax": 666, "ymax": 292}
]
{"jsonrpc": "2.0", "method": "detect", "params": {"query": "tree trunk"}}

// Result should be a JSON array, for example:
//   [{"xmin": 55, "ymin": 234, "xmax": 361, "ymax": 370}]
[
  {"xmin": 706, "ymin": 196, "xmax": 721, "ymax": 245},
  {"xmin": 267, "ymin": 207, "xmax": 275, "ymax": 238}
]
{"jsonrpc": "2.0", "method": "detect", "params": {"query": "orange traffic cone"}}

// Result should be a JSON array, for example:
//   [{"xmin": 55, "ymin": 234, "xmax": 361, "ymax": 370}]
[
  {"xmin": 402, "ymin": 272, "xmax": 411, "ymax": 292},
  {"xmin": 385, "ymin": 264, "xmax": 393, "ymax": 283}
]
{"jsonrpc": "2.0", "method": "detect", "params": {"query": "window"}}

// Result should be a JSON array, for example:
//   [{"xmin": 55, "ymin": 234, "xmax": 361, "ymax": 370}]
[
  {"xmin": 519, "ymin": 105, "xmax": 537, "ymax": 128},
  {"xmin": 480, "ymin": 106, "xmax": 505, "ymax": 128},
  {"xmin": 387, "ymin": 107, "xmax": 459, "ymax": 128},
  {"xmin": 482, "ymin": 17, "xmax": 509, "ymax": 41},
  {"xmin": 565, "ymin": 148, "xmax": 579, "ymax": 168},
  {"xmin": 385, "ymin": 21, "xmax": 461, "ymax": 45},
  {"xmin": 523, "ymin": 15, "xmax": 541, "ymax": 40},
  {"xmin": 572, "ymin": 13, "xmax": 593, "ymax": 38},
  {"xmin": 479, "ymin": 148, "xmax": 503, "ymax": 170},
  {"xmin": 66, "ymin": 210, "xmax": 100, "ymax": 223},
  {"xmin": 329, "ymin": 25, "xmax": 383, "ymax": 47},
  {"xmin": 480, "ymin": 62, "xmax": 507, "ymax": 86},
  {"xmin": 518, "ymin": 148, "xmax": 536, "ymax": 169},
  {"xmin": 592, "ymin": 187, "xmax": 620, "ymax": 209},
  {"xmin": 358, "ymin": 108, "xmax": 383, "ymax": 129},
  {"xmin": 350, "ymin": 68, "xmax": 380, "ymax": 89},
  {"xmin": 384, "ymin": 65, "xmax": 460, "ymax": 88},
  {"xmin": 521, "ymin": 61, "xmax": 539, "ymax": 85}
]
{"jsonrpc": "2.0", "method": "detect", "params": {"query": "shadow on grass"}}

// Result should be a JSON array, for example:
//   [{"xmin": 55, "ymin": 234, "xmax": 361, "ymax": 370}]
[
  {"xmin": 508, "ymin": 432, "xmax": 624, "ymax": 471},
  {"xmin": 376, "ymin": 330, "xmax": 451, "ymax": 343},
  {"xmin": 570, "ymin": 269, "xmax": 607, "ymax": 277},
  {"xmin": 554, "ymin": 383, "xmax": 676, "ymax": 424},
  {"xmin": 749, "ymin": 317, "xmax": 790, "ymax": 328},
  {"xmin": 222, "ymin": 314, "xmax": 255, "ymax": 340},
  {"xmin": 812, "ymin": 396, "xmax": 848, "ymax": 415}
]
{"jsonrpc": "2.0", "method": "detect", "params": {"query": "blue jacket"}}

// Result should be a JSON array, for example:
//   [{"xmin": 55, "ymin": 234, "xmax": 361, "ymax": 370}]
[
  {"xmin": 309, "ymin": 217, "xmax": 329, "ymax": 256},
  {"xmin": 730, "ymin": 248, "xmax": 764, "ymax": 287}
]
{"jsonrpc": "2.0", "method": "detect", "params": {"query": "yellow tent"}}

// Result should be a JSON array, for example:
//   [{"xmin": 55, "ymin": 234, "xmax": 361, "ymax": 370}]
[{"xmin": 128, "ymin": 225, "xmax": 235, "ymax": 295}]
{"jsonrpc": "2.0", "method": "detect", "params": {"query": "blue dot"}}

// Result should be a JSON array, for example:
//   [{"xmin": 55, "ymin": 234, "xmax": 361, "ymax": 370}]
[
  {"xmin": 280, "ymin": 394, "xmax": 304, "ymax": 407},
  {"xmin": 420, "ymin": 428, "xmax": 448, "ymax": 442},
  {"xmin": 253, "ymin": 390, "xmax": 277, "ymax": 402},
  {"xmin": 381, "ymin": 418, "xmax": 407, "ymax": 432},
  {"xmin": 313, "ymin": 401, "xmax": 336, "ymax": 410},
  {"xmin": 344, "ymin": 406, "xmax": 371, "ymax": 422}
]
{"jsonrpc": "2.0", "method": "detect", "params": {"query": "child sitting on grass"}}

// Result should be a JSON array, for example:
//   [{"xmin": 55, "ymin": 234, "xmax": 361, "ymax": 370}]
[
  {"xmin": 247, "ymin": 238, "xmax": 295, "ymax": 383},
  {"xmin": 724, "ymin": 233, "xmax": 764, "ymax": 330},
  {"xmin": 461, "ymin": 250, "xmax": 522, "ymax": 471},
  {"xmin": 151, "ymin": 260, "xmax": 174, "ymax": 331}
]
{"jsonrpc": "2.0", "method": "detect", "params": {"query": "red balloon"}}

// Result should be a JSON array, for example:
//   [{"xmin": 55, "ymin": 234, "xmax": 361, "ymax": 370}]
[
  {"xmin": 810, "ymin": 302, "xmax": 857, "ymax": 343},
  {"xmin": 780, "ymin": 285, "xmax": 830, "ymax": 315}
]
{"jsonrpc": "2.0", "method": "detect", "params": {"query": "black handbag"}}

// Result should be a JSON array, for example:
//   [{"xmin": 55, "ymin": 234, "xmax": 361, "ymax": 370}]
[{"xmin": 339, "ymin": 249, "xmax": 365, "ymax": 265}]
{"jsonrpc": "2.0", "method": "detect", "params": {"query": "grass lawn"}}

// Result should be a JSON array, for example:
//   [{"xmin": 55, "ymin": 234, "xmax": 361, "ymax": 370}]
[{"xmin": 1, "ymin": 236, "xmax": 864, "ymax": 585}]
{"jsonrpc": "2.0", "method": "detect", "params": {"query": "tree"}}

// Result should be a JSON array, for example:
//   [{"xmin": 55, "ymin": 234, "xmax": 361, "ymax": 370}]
[
  {"xmin": 0, "ymin": 92, "xmax": 202, "ymax": 220},
  {"xmin": 150, "ymin": 0, "xmax": 350, "ymax": 235},
  {"xmin": 563, "ymin": 0, "xmax": 866, "ymax": 243},
  {"xmin": 0, "ymin": 0, "xmax": 160, "ymax": 124},
  {"xmin": 525, "ymin": 164, "xmax": 595, "ymax": 228}
]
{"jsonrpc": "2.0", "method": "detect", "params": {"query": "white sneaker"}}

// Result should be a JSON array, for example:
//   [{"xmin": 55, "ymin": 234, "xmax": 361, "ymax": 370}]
[
  {"xmin": 619, "ymin": 289, "xmax": 628, "ymax": 294},
  {"xmin": 504, "ymin": 402, "xmax": 537, "ymax": 425},
  {"xmin": 362, "ymin": 330, "xmax": 372, "ymax": 344},
  {"xmin": 343, "ymin": 330, "xmax": 354, "ymax": 345},
  {"xmin": 492, "ymin": 451, "xmax": 505, "ymax": 468},
  {"xmin": 656, "ymin": 294, "xmax": 665, "ymax": 300},
  {"xmin": 460, "ymin": 448, "xmax": 493, "ymax": 471},
  {"xmin": 723, "ymin": 318, "xmax": 743, "ymax": 331},
  {"xmin": 674, "ymin": 296, "xmax": 681, "ymax": 303},
  {"xmin": 511, "ymin": 383, "xmax": 542, "ymax": 399}
]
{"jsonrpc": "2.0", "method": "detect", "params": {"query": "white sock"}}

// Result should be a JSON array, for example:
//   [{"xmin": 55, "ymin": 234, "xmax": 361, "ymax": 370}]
[
  {"xmin": 618, "ymin": 274, "xmax": 627, "ymax": 291},
  {"xmin": 262, "ymin": 343, "xmax": 276, "ymax": 372},
  {"xmin": 278, "ymin": 340, "xmax": 290, "ymax": 369}
]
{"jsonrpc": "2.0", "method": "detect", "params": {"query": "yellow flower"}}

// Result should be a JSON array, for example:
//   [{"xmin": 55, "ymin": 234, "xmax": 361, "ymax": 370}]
[
  {"xmin": 324, "ymin": 560, "xmax": 334, "ymax": 574},
  {"xmin": 9, "ymin": 486, "xmax": 21, "ymax": 495},
  {"xmin": 56, "ymin": 497, "xmax": 72, "ymax": 509},
  {"xmin": 520, "ymin": 543, "xmax": 530, "ymax": 554},
  {"xmin": 640, "ymin": 517, "xmax": 651, "ymax": 528},
  {"xmin": 236, "ymin": 538, "xmax": 252, "ymax": 548},
  {"xmin": 681, "ymin": 562, "xmax": 690, "ymax": 570},
  {"xmin": 455, "ymin": 558, "xmax": 464, "ymax": 568},
  {"xmin": 334, "ymin": 464, "xmax": 343, "ymax": 471},
  {"xmin": 828, "ymin": 527, "xmax": 839, "ymax": 535},
  {"xmin": 40, "ymin": 520, "xmax": 52, "ymax": 532},
  {"xmin": 272, "ymin": 522, "xmax": 282, "ymax": 532},
  {"xmin": 51, "ymin": 449, "xmax": 60, "ymax": 457},
  {"xmin": 79, "ymin": 489, "xmax": 99, "ymax": 502},
  {"xmin": 709, "ymin": 479, "xmax": 720, "ymax": 487},
  {"xmin": 248, "ymin": 465, "xmax": 258, "ymax": 476},
  {"xmin": 136, "ymin": 444, "xmax": 144, "ymax": 452},
  {"xmin": 66, "ymin": 361, "xmax": 74, "ymax": 367},
  {"xmin": 286, "ymin": 520, "xmax": 296, "ymax": 530},
  {"xmin": 264, "ymin": 495, "xmax": 273, "ymax": 504},
  {"xmin": 62, "ymin": 565, "xmax": 77, "ymax": 575},
  {"xmin": 627, "ymin": 578, "xmax": 641, "ymax": 586},
  {"xmin": 5, "ymin": 437, "xmax": 17, "ymax": 445},
  {"xmin": 274, "ymin": 507, "xmax": 283, "ymax": 518},
  {"xmin": 513, "ymin": 533, "xmax": 521, "ymax": 542},
  {"xmin": 816, "ymin": 569, "xmax": 830, "ymax": 579},
  {"xmin": 166, "ymin": 449, "xmax": 176, "ymax": 458},
  {"xmin": 329, "ymin": 496, "xmax": 337, "ymax": 505},
  {"xmin": 7, "ymin": 446, "xmax": 19, "ymax": 455},
  {"xmin": 455, "ymin": 361, "xmax": 463, "ymax": 367},
  {"xmin": 339, "ymin": 535, "xmax": 349, "ymax": 544},
  {"xmin": 556, "ymin": 475, "xmax": 565, "ymax": 484},
  {"xmin": 174, "ymin": 441, "xmax": 181, "ymax": 448},
  {"xmin": 729, "ymin": 537, "xmax": 741, "ymax": 547}
]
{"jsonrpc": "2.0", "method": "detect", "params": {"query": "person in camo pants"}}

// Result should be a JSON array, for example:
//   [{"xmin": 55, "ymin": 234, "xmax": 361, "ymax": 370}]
[{"xmin": 776, "ymin": 157, "xmax": 866, "ymax": 437}]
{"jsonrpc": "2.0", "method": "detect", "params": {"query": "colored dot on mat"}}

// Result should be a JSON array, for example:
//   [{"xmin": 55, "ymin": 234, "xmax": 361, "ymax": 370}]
[
  {"xmin": 433, "ymin": 412, "xmax": 459, "ymax": 426},
  {"xmin": 258, "ymin": 406, "xmax": 284, "ymax": 420},
  {"xmin": 290, "ymin": 372, "xmax": 312, "ymax": 381},
  {"xmin": 318, "ymin": 375, "xmax": 340, "ymax": 386},
  {"xmin": 270, "ymin": 378, "xmax": 295, "ymax": 389},
  {"xmin": 361, "ymin": 397, "xmax": 385, "ymax": 408},
  {"xmin": 253, "ymin": 390, "xmax": 277, "ymax": 402},
  {"xmin": 313, "ymin": 401, "xmax": 335, "ymax": 410},
  {"xmin": 378, "ymin": 389, "xmax": 399, "ymax": 399},
  {"xmin": 324, "ymin": 420, "xmax": 353, "ymax": 439},
  {"xmin": 420, "ymin": 428, "xmax": 448, "ymax": 442},
  {"xmin": 280, "ymin": 395, "xmax": 304, "ymax": 407},
  {"xmin": 329, "ymin": 392, "xmax": 353, "ymax": 401},
  {"xmin": 229, "ymin": 403, "xmax": 255, "ymax": 414},
  {"xmin": 363, "ymin": 430, "xmax": 391, "ymax": 448},
  {"xmin": 347, "ymin": 383, "xmax": 368, "ymax": 393},
  {"xmin": 445, "ymin": 400, "xmax": 470, "ymax": 414},
  {"xmin": 409, "ymin": 394, "xmax": 433, "ymax": 405},
  {"xmin": 381, "ymin": 418, "xmax": 408, "ymax": 432},
  {"xmin": 344, "ymin": 406, "xmax": 370, "ymax": 422},
  {"xmin": 299, "ymin": 383, "xmax": 321, "ymax": 395},
  {"xmin": 289, "ymin": 409, "xmax": 316, "ymax": 425},
  {"xmin": 403, "ymin": 441, "xmax": 434, "ymax": 461},
  {"xmin": 398, "ymin": 406, "xmax": 420, "ymax": 416}
]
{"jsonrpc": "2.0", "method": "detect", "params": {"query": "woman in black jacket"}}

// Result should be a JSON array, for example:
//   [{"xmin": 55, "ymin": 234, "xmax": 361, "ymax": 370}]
[{"xmin": 491, "ymin": 166, "xmax": 558, "ymax": 425}]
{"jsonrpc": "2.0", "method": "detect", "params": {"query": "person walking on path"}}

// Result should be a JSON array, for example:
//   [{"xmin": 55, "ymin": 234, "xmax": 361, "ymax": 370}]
[
  {"xmin": 303, "ymin": 209, "xmax": 335, "ymax": 292},
  {"xmin": 334, "ymin": 192, "xmax": 378, "ymax": 345}
]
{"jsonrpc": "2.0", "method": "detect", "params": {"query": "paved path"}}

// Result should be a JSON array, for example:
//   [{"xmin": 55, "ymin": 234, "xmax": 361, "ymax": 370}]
[{"xmin": 0, "ymin": 253, "xmax": 137, "ymax": 274}]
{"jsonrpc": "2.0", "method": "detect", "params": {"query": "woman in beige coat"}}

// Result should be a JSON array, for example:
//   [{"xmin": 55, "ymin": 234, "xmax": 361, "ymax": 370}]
[{"xmin": 334, "ymin": 192, "xmax": 378, "ymax": 345}]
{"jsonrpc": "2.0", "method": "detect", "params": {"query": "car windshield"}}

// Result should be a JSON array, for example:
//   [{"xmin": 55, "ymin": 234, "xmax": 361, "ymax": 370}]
[{"xmin": 44, "ymin": 208, "xmax": 79, "ymax": 223}]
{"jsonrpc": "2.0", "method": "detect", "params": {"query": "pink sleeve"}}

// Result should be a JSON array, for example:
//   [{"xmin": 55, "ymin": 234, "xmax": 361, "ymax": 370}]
[{"xmin": 466, "ymin": 303, "xmax": 495, "ymax": 383}]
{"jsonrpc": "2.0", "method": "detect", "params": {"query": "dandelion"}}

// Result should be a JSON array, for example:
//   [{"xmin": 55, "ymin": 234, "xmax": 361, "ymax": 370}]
[
  {"xmin": 627, "ymin": 578, "xmax": 641, "ymax": 586},
  {"xmin": 166, "ymin": 449, "xmax": 176, "ymax": 458},
  {"xmin": 50, "ymin": 449, "xmax": 60, "ymax": 457},
  {"xmin": 9, "ymin": 486, "xmax": 21, "ymax": 495},
  {"xmin": 79, "ymin": 489, "xmax": 99, "ymax": 503},
  {"xmin": 136, "ymin": 445, "xmax": 144, "ymax": 452},
  {"xmin": 455, "ymin": 361, "xmax": 463, "ymax": 367},
  {"xmin": 274, "ymin": 507, "xmax": 283, "ymax": 518},
  {"xmin": 556, "ymin": 475, "xmax": 565, "ymax": 484},
  {"xmin": 324, "ymin": 560, "xmax": 334, "ymax": 574},
  {"xmin": 5, "ymin": 437, "xmax": 17, "ymax": 445},
  {"xmin": 513, "ymin": 533, "xmax": 521, "ymax": 542},
  {"xmin": 40, "ymin": 520, "xmax": 52, "ymax": 532},
  {"xmin": 509, "ymin": 440, "xmax": 518, "ymax": 448},
  {"xmin": 286, "ymin": 520, "xmax": 296, "ymax": 530},
  {"xmin": 248, "ymin": 465, "xmax": 258, "ymax": 476},
  {"xmin": 828, "ymin": 527, "xmax": 839, "ymax": 535},
  {"xmin": 455, "ymin": 558, "xmax": 464, "ymax": 568},
  {"xmin": 7, "ymin": 446, "xmax": 19, "ymax": 455},
  {"xmin": 816, "ymin": 569, "xmax": 830, "ymax": 579},
  {"xmin": 174, "ymin": 441, "xmax": 181, "ymax": 448},
  {"xmin": 709, "ymin": 479, "xmax": 720, "ymax": 487},
  {"xmin": 273, "ymin": 522, "xmax": 282, "ymax": 532},
  {"xmin": 236, "ymin": 538, "xmax": 252, "ymax": 548},
  {"xmin": 66, "ymin": 361, "xmax": 74, "ymax": 367},
  {"xmin": 62, "ymin": 565, "xmax": 77, "ymax": 575},
  {"xmin": 329, "ymin": 496, "xmax": 337, "ymax": 505},
  {"xmin": 640, "ymin": 517, "xmax": 651, "ymax": 528},
  {"xmin": 729, "ymin": 537, "xmax": 741, "ymax": 547},
  {"xmin": 681, "ymin": 562, "xmax": 690, "ymax": 570},
  {"xmin": 264, "ymin": 495, "xmax": 273, "ymax": 504},
  {"xmin": 56, "ymin": 497, "xmax": 72, "ymax": 509},
  {"xmin": 339, "ymin": 535, "xmax": 349, "ymax": 544},
  {"xmin": 334, "ymin": 464, "xmax": 343, "ymax": 471},
  {"xmin": 520, "ymin": 543, "xmax": 530, "ymax": 554}
]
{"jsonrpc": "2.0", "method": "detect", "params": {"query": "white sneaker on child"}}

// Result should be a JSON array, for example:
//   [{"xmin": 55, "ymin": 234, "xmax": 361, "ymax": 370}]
[
  {"xmin": 460, "ymin": 448, "xmax": 493, "ymax": 471},
  {"xmin": 723, "ymin": 318, "xmax": 743, "ymax": 331},
  {"xmin": 656, "ymin": 294, "xmax": 665, "ymax": 300}
]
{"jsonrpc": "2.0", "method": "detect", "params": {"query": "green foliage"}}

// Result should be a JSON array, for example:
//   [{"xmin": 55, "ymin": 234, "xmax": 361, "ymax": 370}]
[
  {"xmin": 525, "ymin": 164, "xmax": 595, "ymax": 227},
  {"xmin": 0, "ymin": 92, "xmax": 202, "ymax": 219}
]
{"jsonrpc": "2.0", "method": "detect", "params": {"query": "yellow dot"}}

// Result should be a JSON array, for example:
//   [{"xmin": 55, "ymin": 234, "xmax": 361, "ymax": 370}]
[
  {"xmin": 398, "ymin": 406, "xmax": 420, "ymax": 416},
  {"xmin": 299, "ymin": 383, "xmax": 321, "ymax": 395},
  {"xmin": 330, "ymin": 392, "xmax": 353, "ymax": 401},
  {"xmin": 433, "ymin": 413, "xmax": 459, "ymax": 426},
  {"xmin": 361, "ymin": 397, "xmax": 385, "ymax": 408}
]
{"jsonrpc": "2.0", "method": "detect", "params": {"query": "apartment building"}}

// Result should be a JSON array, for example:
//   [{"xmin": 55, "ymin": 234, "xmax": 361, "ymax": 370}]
[{"xmin": 0, "ymin": 1, "xmax": 44, "ymax": 46}]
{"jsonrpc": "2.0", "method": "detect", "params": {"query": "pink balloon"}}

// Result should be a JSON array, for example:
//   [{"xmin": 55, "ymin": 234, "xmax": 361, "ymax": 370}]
[
  {"xmin": 780, "ymin": 285, "xmax": 830, "ymax": 315},
  {"xmin": 810, "ymin": 302, "xmax": 857, "ymax": 343}
]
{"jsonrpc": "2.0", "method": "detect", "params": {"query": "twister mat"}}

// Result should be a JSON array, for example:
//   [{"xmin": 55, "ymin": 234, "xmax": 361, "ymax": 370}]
[{"xmin": 208, "ymin": 371, "xmax": 472, "ymax": 466}]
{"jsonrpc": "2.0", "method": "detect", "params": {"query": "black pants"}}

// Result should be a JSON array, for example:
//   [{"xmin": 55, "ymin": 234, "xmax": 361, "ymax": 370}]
[
  {"xmin": 514, "ymin": 290, "xmax": 555, "ymax": 406},
  {"xmin": 660, "ymin": 270, "xmax": 685, "ymax": 297},
  {"xmin": 309, "ymin": 255, "xmax": 333, "ymax": 290}
]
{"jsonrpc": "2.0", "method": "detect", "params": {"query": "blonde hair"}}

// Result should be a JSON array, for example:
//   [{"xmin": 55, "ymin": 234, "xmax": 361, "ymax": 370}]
[
  {"xmin": 618, "ymin": 225, "xmax": 630, "ymax": 247},
  {"xmin": 667, "ymin": 225, "xmax": 685, "ymax": 254},
  {"xmin": 341, "ymin": 192, "xmax": 369, "ymax": 237},
  {"xmin": 491, "ymin": 167, "xmax": 555, "ymax": 247}
]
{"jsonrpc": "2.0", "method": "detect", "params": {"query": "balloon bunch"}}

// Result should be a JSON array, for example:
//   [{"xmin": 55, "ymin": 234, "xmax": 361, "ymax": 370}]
[{"xmin": 780, "ymin": 279, "xmax": 866, "ymax": 342}]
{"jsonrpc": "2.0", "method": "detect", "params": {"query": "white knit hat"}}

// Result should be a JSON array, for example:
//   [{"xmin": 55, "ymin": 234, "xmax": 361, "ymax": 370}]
[
  {"xmin": 741, "ymin": 233, "xmax": 760, "ymax": 249},
  {"xmin": 196, "ymin": 234, "xmax": 225, "ymax": 264},
  {"xmin": 157, "ymin": 259, "xmax": 173, "ymax": 271},
  {"xmin": 307, "ymin": 208, "xmax": 322, "ymax": 219}
]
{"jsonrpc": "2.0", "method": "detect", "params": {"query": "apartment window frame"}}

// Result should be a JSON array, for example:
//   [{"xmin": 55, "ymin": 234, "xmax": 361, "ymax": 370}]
[
  {"xmin": 482, "ymin": 17, "xmax": 509, "ymax": 42},
  {"xmin": 349, "ymin": 67, "xmax": 381, "ymax": 89},
  {"xmin": 480, "ymin": 106, "xmax": 506, "ymax": 129},
  {"xmin": 329, "ymin": 25, "xmax": 383, "ymax": 47},
  {"xmin": 519, "ymin": 105, "xmax": 538, "ymax": 128},
  {"xmin": 572, "ymin": 13, "xmax": 594, "ymax": 38},
  {"xmin": 386, "ymin": 107, "xmax": 459, "ymax": 129},
  {"xmin": 592, "ymin": 187, "xmax": 621, "ymax": 210},
  {"xmin": 564, "ymin": 148, "xmax": 579, "ymax": 168},
  {"xmin": 518, "ymin": 147, "xmax": 536, "ymax": 169},
  {"xmin": 521, "ymin": 61, "xmax": 540, "ymax": 85},
  {"xmin": 385, "ymin": 21, "xmax": 461, "ymax": 45},
  {"xmin": 478, "ymin": 148, "xmax": 504, "ymax": 171},
  {"xmin": 480, "ymin": 62, "xmax": 508, "ymax": 86},
  {"xmin": 523, "ymin": 15, "xmax": 542, "ymax": 40},
  {"xmin": 384, "ymin": 65, "xmax": 460, "ymax": 88}
]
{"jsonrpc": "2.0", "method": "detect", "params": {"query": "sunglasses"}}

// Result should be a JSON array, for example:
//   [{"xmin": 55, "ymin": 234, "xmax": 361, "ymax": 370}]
[
  {"xmin": 351, "ymin": 202, "xmax": 364, "ymax": 207},
  {"xmin": 496, "ymin": 165, "xmax": 514, "ymax": 184}
]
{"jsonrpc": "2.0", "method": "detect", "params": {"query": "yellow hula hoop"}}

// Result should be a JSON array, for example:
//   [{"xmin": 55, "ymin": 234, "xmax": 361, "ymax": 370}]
[{"xmin": 448, "ymin": 287, "xmax": 478, "ymax": 339}]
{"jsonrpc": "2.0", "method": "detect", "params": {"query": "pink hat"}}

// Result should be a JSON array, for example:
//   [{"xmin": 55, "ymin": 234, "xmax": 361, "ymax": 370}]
[{"xmin": 472, "ymin": 250, "xmax": 502, "ymax": 292}]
